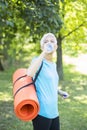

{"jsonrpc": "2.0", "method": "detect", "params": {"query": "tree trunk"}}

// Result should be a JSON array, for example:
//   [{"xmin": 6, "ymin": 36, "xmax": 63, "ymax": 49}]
[
  {"xmin": 0, "ymin": 59, "xmax": 4, "ymax": 71},
  {"xmin": 56, "ymin": 34, "xmax": 63, "ymax": 80}
]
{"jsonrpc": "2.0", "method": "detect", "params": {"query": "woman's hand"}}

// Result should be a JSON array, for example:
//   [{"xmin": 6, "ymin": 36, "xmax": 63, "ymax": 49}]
[{"xmin": 58, "ymin": 89, "xmax": 69, "ymax": 99}]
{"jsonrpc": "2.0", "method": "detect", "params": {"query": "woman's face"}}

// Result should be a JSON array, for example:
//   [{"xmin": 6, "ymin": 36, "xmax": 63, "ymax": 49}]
[{"xmin": 41, "ymin": 35, "xmax": 58, "ymax": 52}]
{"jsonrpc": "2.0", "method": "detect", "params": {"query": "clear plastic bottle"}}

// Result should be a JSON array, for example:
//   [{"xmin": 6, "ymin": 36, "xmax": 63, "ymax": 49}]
[{"xmin": 46, "ymin": 43, "xmax": 54, "ymax": 53}]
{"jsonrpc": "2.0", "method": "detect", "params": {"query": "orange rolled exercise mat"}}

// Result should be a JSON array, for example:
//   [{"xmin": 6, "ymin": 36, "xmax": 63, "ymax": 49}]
[{"xmin": 13, "ymin": 68, "xmax": 40, "ymax": 121}]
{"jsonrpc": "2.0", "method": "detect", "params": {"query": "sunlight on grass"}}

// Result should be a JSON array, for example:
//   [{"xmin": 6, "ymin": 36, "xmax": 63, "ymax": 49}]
[
  {"xmin": 0, "ymin": 92, "xmax": 12, "ymax": 101},
  {"xmin": 63, "ymin": 54, "xmax": 87, "ymax": 75},
  {"xmin": 73, "ymin": 95, "xmax": 87, "ymax": 104},
  {"xmin": 75, "ymin": 54, "xmax": 87, "ymax": 74},
  {"xmin": 76, "ymin": 86, "xmax": 84, "ymax": 90},
  {"xmin": 0, "ymin": 79, "xmax": 13, "ymax": 100}
]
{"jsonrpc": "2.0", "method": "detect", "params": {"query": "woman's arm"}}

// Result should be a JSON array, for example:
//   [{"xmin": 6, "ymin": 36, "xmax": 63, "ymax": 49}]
[
  {"xmin": 27, "ymin": 42, "xmax": 54, "ymax": 77},
  {"xmin": 27, "ymin": 51, "xmax": 46, "ymax": 77}
]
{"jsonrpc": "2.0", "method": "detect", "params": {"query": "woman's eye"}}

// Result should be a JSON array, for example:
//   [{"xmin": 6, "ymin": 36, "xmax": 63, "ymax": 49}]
[
  {"xmin": 51, "ymin": 40, "xmax": 54, "ymax": 43},
  {"xmin": 44, "ymin": 41, "xmax": 48, "ymax": 43}
]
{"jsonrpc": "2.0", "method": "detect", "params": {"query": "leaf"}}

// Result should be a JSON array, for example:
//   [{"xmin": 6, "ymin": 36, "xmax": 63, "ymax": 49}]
[{"xmin": 6, "ymin": 20, "xmax": 14, "ymax": 27}]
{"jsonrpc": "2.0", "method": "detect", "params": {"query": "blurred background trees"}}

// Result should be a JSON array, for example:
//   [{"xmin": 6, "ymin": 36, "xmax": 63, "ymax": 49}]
[{"xmin": 0, "ymin": 0, "xmax": 87, "ymax": 80}]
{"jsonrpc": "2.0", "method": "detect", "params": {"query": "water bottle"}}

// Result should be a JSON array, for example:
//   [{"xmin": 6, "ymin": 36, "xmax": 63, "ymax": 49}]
[{"xmin": 46, "ymin": 43, "xmax": 54, "ymax": 53}]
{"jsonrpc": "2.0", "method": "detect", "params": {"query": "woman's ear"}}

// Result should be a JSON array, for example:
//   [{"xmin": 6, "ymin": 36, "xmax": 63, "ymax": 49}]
[{"xmin": 55, "ymin": 44, "xmax": 58, "ymax": 50}]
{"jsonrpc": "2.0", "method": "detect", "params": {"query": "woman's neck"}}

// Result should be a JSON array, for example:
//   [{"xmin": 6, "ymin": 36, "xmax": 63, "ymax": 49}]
[{"xmin": 44, "ymin": 53, "xmax": 53, "ymax": 62}]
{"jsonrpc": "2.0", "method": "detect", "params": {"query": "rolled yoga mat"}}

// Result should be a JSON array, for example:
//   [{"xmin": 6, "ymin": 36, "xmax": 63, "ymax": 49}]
[{"xmin": 13, "ymin": 68, "xmax": 40, "ymax": 121}]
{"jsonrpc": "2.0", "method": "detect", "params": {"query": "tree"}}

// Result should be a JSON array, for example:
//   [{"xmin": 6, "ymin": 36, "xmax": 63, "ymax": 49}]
[
  {"xmin": 0, "ymin": 0, "xmax": 17, "ymax": 70},
  {"xmin": 0, "ymin": 0, "xmax": 63, "ymax": 71},
  {"xmin": 13, "ymin": 0, "xmax": 87, "ymax": 80},
  {"xmin": 56, "ymin": 0, "xmax": 87, "ymax": 80},
  {"xmin": 0, "ymin": 0, "xmax": 87, "ymax": 81}
]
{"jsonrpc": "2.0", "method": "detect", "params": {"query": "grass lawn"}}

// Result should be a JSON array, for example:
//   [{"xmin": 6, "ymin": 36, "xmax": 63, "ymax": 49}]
[{"xmin": 0, "ymin": 54, "xmax": 87, "ymax": 130}]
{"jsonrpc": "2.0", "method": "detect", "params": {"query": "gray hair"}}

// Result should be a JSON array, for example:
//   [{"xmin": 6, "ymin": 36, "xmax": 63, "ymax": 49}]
[{"xmin": 40, "ymin": 33, "xmax": 57, "ymax": 47}]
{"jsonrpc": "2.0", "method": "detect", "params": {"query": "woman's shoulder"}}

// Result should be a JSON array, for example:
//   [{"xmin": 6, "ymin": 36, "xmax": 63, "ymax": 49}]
[{"xmin": 31, "ymin": 56, "xmax": 38, "ymax": 62}]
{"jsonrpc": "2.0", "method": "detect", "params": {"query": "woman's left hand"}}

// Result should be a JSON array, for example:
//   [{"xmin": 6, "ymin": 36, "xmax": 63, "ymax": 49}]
[{"xmin": 58, "ymin": 90, "xmax": 69, "ymax": 99}]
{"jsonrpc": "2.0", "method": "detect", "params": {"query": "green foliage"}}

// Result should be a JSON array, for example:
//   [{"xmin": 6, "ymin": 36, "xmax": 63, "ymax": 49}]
[
  {"xmin": 58, "ymin": 0, "xmax": 87, "ymax": 60},
  {"xmin": 60, "ymin": 0, "xmax": 87, "ymax": 43},
  {"xmin": 20, "ymin": 0, "xmax": 62, "ymax": 35},
  {"xmin": 0, "ymin": 0, "xmax": 87, "ymax": 72},
  {"xmin": 0, "ymin": 0, "xmax": 62, "ymax": 69}
]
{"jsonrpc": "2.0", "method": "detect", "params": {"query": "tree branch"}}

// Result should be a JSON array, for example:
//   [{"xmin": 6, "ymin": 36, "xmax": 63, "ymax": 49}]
[{"xmin": 62, "ymin": 22, "xmax": 85, "ymax": 40}]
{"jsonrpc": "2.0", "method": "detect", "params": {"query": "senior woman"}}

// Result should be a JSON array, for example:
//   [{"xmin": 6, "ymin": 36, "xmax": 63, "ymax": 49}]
[{"xmin": 27, "ymin": 33, "xmax": 69, "ymax": 130}]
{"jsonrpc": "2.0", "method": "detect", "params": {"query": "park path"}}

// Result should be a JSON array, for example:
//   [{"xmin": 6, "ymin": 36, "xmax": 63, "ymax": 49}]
[{"xmin": 63, "ymin": 54, "xmax": 87, "ymax": 75}]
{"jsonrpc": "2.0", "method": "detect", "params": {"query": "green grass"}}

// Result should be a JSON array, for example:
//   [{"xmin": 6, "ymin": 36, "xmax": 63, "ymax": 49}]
[
  {"xmin": 59, "ymin": 64, "xmax": 87, "ymax": 130},
  {"xmin": 0, "ymin": 60, "xmax": 87, "ymax": 130}
]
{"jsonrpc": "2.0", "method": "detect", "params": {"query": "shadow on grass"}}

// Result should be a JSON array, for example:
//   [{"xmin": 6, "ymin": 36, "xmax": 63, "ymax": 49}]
[
  {"xmin": 0, "ymin": 100, "xmax": 33, "ymax": 130},
  {"xmin": 59, "ymin": 64, "xmax": 87, "ymax": 130},
  {"xmin": 60, "ymin": 64, "xmax": 87, "ymax": 92}
]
